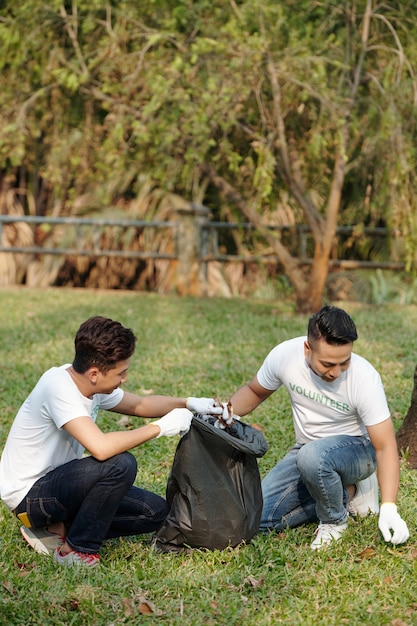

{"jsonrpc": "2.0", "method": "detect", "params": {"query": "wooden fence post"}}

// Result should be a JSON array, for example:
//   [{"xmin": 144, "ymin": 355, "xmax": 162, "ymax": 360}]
[{"xmin": 176, "ymin": 203, "xmax": 210, "ymax": 296}]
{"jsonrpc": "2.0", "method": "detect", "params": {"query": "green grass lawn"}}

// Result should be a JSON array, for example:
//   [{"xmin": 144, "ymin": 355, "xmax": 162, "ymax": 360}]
[{"xmin": 1, "ymin": 287, "xmax": 417, "ymax": 625}]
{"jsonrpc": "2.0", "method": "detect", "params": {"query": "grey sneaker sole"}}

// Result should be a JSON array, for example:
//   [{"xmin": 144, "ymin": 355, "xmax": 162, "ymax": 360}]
[{"xmin": 20, "ymin": 526, "xmax": 64, "ymax": 555}]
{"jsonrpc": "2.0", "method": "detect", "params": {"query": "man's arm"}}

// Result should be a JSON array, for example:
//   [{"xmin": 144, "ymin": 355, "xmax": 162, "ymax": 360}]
[
  {"xmin": 63, "ymin": 407, "xmax": 192, "ymax": 461},
  {"xmin": 63, "ymin": 416, "xmax": 161, "ymax": 460},
  {"xmin": 111, "ymin": 391, "xmax": 187, "ymax": 418},
  {"xmin": 367, "ymin": 418, "xmax": 399, "ymax": 503},
  {"xmin": 230, "ymin": 376, "xmax": 274, "ymax": 416},
  {"xmin": 367, "ymin": 418, "xmax": 409, "ymax": 544}
]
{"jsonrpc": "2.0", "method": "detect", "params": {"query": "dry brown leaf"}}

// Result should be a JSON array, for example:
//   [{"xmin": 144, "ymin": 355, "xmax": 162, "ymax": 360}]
[
  {"xmin": 68, "ymin": 598, "xmax": 80, "ymax": 611},
  {"xmin": 15, "ymin": 561, "xmax": 36, "ymax": 572},
  {"xmin": 62, "ymin": 598, "xmax": 80, "ymax": 612},
  {"xmin": 2, "ymin": 580, "xmax": 16, "ymax": 594},
  {"xmin": 138, "ymin": 602, "xmax": 153, "ymax": 615},
  {"xmin": 135, "ymin": 594, "xmax": 164, "ymax": 617},
  {"xmin": 356, "ymin": 547, "xmax": 376, "ymax": 561},
  {"xmin": 122, "ymin": 597, "xmax": 134, "ymax": 617},
  {"xmin": 244, "ymin": 575, "xmax": 265, "ymax": 589}
]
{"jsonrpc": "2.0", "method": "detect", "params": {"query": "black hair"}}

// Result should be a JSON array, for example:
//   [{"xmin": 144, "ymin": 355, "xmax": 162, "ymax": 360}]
[
  {"xmin": 72, "ymin": 316, "xmax": 137, "ymax": 373},
  {"xmin": 307, "ymin": 305, "xmax": 358, "ymax": 346}
]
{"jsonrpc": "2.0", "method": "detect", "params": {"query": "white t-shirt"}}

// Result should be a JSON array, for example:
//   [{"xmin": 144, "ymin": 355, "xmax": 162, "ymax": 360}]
[
  {"xmin": 256, "ymin": 336, "xmax": 390, "ymax": 444},
  {"xmin": 0, "ymin": 365, "xmax": 124, "ymax": 510}
]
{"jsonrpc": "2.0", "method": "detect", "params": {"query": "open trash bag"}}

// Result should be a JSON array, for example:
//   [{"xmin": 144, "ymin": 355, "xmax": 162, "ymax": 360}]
[{"xmin": 153, "ymin": 415, "xmax": 268, "ymax": 552}]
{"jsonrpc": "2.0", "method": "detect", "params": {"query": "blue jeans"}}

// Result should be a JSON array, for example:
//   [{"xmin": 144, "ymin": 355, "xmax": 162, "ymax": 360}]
[
  {"xmin": 260, "ymin": 435, "xmax": 377, "ymax": 531},
  {"xmin": 14, "ymin": 452, "xmax": 169, "ymax": 554}
]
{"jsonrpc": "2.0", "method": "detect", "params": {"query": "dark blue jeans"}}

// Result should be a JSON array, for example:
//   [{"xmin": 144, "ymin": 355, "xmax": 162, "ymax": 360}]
[{"xmin": 14, "ymin": 452, "xmax": 169, "ymax": 554}]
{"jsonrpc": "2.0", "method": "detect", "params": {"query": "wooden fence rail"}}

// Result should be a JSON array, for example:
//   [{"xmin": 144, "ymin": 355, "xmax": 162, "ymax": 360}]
[{"xmin": 0, "ymin": 206, "xmax": 406, "ymax": 295}]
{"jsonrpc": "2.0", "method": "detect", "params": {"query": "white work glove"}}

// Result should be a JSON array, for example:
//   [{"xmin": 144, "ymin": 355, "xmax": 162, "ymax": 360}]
[
  {"xmin": 186, "ymin": 397, "xmax": 223, "ymax": 415},
  {"xmin": 153, "ymin": 408, "xmax": 193, "ymax": 438},
  {"xmin": 378, "ymin": 502, "xmax": 409, "ymax": 545}
]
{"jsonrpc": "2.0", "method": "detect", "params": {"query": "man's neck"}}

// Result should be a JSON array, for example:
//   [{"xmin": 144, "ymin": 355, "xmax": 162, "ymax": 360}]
[{"xmin": 67, "ymin": 366, "xmax": 95, "ymax": 398}]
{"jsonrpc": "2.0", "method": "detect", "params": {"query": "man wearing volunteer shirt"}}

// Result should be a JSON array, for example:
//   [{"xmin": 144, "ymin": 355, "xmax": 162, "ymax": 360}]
[{"xmin": 226, "ymin": 305, "xmax": 409, "ymax": 550}]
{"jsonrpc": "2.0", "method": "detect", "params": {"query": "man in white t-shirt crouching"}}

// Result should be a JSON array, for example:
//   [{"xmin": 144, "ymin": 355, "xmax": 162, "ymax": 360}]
[
  {"xmin": 227, "ymin": 305, "xmax": 409, "ymax": 550},
  {"xmin": 0, "ymin": 316, "xmax": 221, "ymax": 566}
]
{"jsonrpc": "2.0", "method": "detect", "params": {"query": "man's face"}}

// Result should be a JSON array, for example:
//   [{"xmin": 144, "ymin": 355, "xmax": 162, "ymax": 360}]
[
  {"xmin": 304, "ymin": 339, "xmax": 352, "ymax": 383},
  {"xmin": 95, "ymin": 359, "xmax": 130, "ymax": 393}
]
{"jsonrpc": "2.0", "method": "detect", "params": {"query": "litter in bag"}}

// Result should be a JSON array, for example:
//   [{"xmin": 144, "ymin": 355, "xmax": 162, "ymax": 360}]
[{"xmin": 153, "ymin": 415, "xmax": 268, "ymax": 552}]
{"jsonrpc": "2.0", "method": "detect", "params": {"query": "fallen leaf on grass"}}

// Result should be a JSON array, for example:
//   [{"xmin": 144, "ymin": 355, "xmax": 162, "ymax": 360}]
[
  {"xmin": 135, "ymin": 593, "xmax": 164, "ymax": 617},
  {"xmin": 138, "ymin": 602, "xmax": 153, "ymax": 615},
  {"xmin": 62, "ymin": 598, "xmax": 80, "ymax": 611},
  {"xmin": 210, "ymin": 601, "xmax": 219, "ymax": 611},
  {"xmin": 16, "ymin": 561, "xmax": 36, "ymax": 570},
  {"xmin": 2, "ymin": 580, "xmax": 17, "ymax": 594},
  {"xmin": 122, "ymin": 597, "xmax": 134, "ymax": 617},
  {"xmin": 141, "ymin": 389, "xmax": 154, "ymax": 396},
  {"xmin": 356, "ymin": 547, "xmax": 376, "ymax": 562},
  {"xmin": 244, "ymin": 575, "xmax": 265, "ymax": 589},
  {"xmin": 13, "ymin": 561, "xmax": 36, "ymax": 577}
]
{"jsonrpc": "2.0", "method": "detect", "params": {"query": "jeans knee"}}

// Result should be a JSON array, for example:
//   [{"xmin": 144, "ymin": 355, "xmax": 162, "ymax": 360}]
[
  {"xmin": 296, "ymin": 442, "xmax": 321, "ymax": 478},
  {"xmin": 112, "ymin": 451, "xmax": 138, "ymax": 484}
]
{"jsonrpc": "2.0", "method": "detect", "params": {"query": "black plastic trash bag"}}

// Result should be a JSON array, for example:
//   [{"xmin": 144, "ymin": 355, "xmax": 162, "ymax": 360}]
[{"xmin": 153, "ymin": 415, "xmax": 268, "ymax": 552}]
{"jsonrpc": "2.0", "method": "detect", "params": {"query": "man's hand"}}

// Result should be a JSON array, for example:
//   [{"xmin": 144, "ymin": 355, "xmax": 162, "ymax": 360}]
[
  {"xmin": 153, "ymin": 408, "xmax": 193, "ymax": 438},
  {"xmin": 186, "ymin": 397, "xmax": 223, "ymax": 415},
  {"xmin": 378, "ymin": 502, "xmax": 409, "ymax": 544}
]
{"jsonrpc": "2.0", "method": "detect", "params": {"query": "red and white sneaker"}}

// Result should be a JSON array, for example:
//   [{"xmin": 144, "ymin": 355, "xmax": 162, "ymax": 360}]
[{"xmin": 53, "ymin": 546, "xmax": 100, "ymax": 568}]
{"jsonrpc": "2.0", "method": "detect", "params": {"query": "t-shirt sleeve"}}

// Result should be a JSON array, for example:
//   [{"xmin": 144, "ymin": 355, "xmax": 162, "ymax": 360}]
[
  {"xmin": 96, "ymin": 388, "xmax": 124, "ymax": 411},
  {"xmin": 45, "ymin": 391, "xmax": 91, "ymax": 430},
  {"xmin": 256, "ymin": 345, "xmax": 284, "ymax": 391},
  {"xmin": 353, "ymin": 366, "xmax": 391, "ymax": 426}
]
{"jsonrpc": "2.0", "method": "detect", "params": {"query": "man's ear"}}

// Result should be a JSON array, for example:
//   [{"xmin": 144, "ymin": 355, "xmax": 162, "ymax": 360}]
[{"xmin": 87, "ymin": 366, "xmax": 100, "ymax": 384}]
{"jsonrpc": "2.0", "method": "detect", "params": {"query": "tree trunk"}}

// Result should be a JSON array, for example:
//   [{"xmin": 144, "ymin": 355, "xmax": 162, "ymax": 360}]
[
  {"xmin": 294, "ymin": 261, "xmax": 327, "ymax": 314},
  {"xmin": 396, "ymin": 364, "xmax": 417, "ymax": 468}
]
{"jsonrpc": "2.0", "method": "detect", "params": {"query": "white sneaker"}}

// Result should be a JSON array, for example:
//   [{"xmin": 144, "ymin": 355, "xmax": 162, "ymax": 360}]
[
  {"xmin": 311, "ymin": 522, "xmax": 348, "ymax": 550},
  {"xmin": 348, "ymin": 472, "xmax": 379, "ymax": 518}
]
